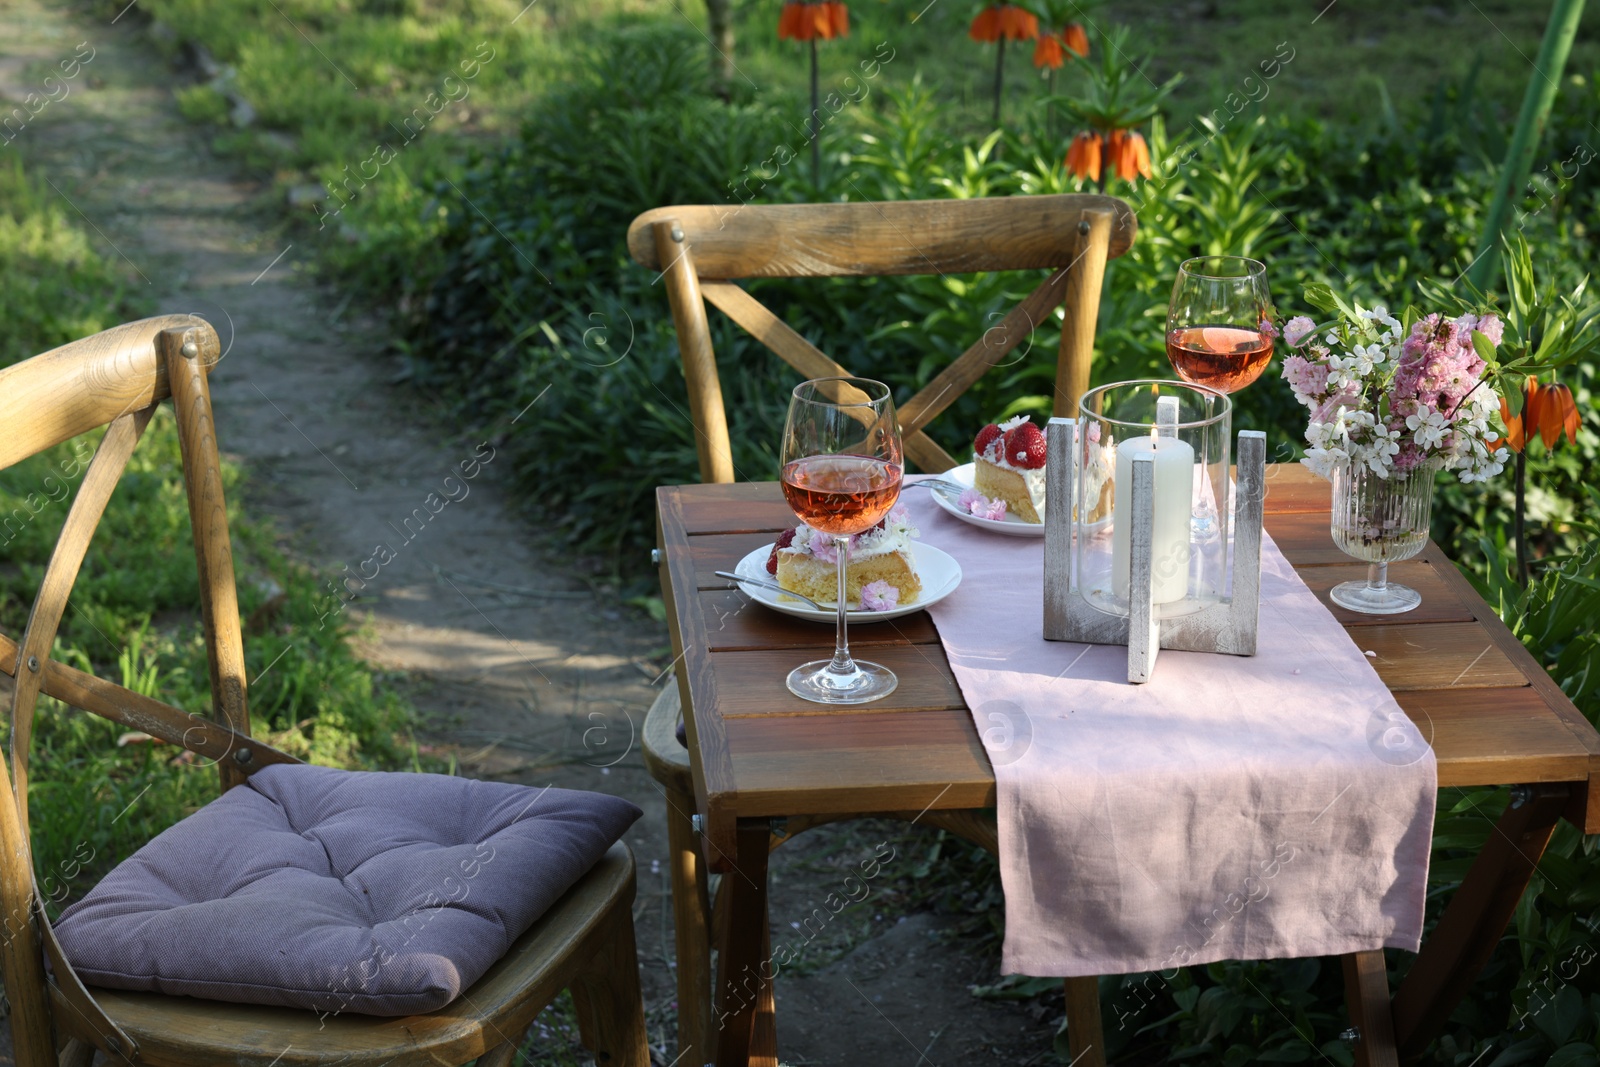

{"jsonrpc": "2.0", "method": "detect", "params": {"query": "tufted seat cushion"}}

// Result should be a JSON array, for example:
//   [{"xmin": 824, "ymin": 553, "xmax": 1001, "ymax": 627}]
[{"xmin": 55, "ymin": 764, "xmax": 641, "ymax": 1017}]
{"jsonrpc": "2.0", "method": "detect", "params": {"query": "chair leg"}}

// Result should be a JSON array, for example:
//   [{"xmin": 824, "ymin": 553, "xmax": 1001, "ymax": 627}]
[
  {"xmin": 665, "ymin": 781, "xmax": 714, "ymax": 1065},
  {"xmin": 1062, "ymin": 977, "xmax": 1106, "ymax": 1067},
  {"xmin": 1341, "ymin": 951, "xmax": 1399, "ymax": 1067},
  {"xmin": 474, "ymin": 1041, "xmax": 519, "ymax": 1067},
  {"xmin": 570, "ymin": 909, "xmax": 651, "ymax": 1067}
]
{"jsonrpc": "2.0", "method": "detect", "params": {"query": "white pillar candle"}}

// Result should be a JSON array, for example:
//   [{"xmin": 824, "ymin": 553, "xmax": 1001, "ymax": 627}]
[{"xmin": 1112, "ymin": 434, "xmax": 1195, "ymax": 604}]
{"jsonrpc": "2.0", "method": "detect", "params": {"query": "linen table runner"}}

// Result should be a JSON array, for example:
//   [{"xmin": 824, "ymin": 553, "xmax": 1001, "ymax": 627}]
[{"xmin": 903, "ymin": 488, "xmax": 1436, "ymax": 977}]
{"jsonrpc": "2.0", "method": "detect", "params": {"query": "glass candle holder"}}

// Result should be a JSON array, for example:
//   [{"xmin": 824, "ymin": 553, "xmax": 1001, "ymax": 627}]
[{"xmin": 1076, "ymin": 380, "xmax": 1232, "ymax": 619}]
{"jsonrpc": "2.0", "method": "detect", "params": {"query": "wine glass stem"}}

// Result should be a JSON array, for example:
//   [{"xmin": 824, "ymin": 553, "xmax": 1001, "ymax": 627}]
[
  {"xmin": 829, "ymin": 535, "xmax": 854, "ymax": 674},
  {"xmin": 1368, "ymin": 561, "xmax": 1388, "ymax": 595}
]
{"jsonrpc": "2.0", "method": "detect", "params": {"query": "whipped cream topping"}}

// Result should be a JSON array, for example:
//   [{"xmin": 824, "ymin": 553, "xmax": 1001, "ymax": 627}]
[
  {"xmin": 978, "ymin": 415, "xmax": 1047, "ymax": 518},
  {"xmin": 783, "ymin": 504, "xmax": 919, "ymax": 562}
]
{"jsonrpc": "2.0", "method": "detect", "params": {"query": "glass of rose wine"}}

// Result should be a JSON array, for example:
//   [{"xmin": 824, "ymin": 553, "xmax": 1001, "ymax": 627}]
[
  {"xmin": 1165, "ymin": 256, "xmax": 1273, "ymax": 540},
  {"xmin": 779, "ymin": 377, "xmax": 903, "ymax": 704},
  {"xmin": 1165, "ymin": 256, "xmax": 1275, "ymax": 395}
]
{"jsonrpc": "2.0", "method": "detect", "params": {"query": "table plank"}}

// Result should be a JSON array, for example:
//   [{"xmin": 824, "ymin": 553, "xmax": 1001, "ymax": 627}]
[
  {"xmin": 697, "ymin": 589, "xmax": 942, "ymax": 651},
  {"xmin": 711, "ymin": 646, "xmax": 965, "ymax": 718},
  {"xmin": 1400, "ymin": 687, "xmax": 1594, "ymax": 787},
  {"xmin": 723, "ymin": 709, "xmax": 997, "ymax": 817},
  {"xmin": 1356, "ymin": 623, "xmax": 1528, "ymax": 692}
]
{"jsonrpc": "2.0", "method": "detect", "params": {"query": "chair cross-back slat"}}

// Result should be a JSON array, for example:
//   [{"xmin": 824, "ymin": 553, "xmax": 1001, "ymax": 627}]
[
  {"xmin": 10, "ymin": 405, "xmax": 155, "ymax": 835},
  {"xmin": 699, "ymin": 280, "xmax": 957, "ymax": 472},
  {"xmin": 628, "ymin": 195, "xmax": 1134, "ymax": 483}
]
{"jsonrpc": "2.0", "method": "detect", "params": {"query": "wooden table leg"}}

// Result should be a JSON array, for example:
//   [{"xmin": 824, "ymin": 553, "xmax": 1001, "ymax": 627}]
[
  {"xmin": 1063, "ymin": 976, "xmax": 1106, "ymax": 1067},
  {"xmin": 1341, "ymin": 951, "xmax": 1398, "ymax": 1067},
  {"xmin": 713, "ymin": 820, "xmax": 772, "ymax": 1067},
  {"xmin": 1391, "ymin": 783, "xmax": 1568, "ymax": 1060}
]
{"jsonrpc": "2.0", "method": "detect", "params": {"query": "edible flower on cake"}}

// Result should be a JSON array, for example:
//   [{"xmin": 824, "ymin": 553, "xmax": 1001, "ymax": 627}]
[{"xmin": 766, "ymin": 504, "xmax": 922, "ymax": 608}]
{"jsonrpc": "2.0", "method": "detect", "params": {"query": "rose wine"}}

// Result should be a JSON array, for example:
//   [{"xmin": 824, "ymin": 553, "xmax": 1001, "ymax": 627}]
[
  {"xmin": 1166, "ymin": 325, "xmax": 1274, "ymax": 393},
  {"xmin": 781, "ymin": 455, "xmax": 902, "ymax": 535}
]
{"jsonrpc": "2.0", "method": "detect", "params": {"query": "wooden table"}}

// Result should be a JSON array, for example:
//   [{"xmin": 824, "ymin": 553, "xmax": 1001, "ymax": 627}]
[{"xmin": 655, "ymin": 464, "xmax": 1600, "ymax": 1067}]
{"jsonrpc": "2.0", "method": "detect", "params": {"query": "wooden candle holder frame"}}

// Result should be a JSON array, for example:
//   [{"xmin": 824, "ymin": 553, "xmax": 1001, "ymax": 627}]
[{"xmin": 1042, "ymin": 418, "xmax": 1267, "ymax": 683}]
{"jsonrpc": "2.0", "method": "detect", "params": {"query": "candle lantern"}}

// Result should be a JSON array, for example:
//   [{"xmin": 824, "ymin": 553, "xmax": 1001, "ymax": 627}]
[{"xmin": 1043, "ymin": 380, "xmax": 1265, "ymax": 683}]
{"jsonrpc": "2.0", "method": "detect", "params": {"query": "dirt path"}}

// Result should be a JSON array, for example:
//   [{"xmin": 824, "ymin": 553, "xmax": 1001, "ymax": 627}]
[{"xmin": 0, "ymin": 3, "xmax": 1058, "ymax": 1064}]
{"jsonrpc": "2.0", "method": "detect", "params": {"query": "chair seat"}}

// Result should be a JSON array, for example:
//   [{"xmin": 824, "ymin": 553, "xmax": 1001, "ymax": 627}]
[
  {"xmin": 54, "ymin": 842, "xmax": 636, "ymax": 1067},
  {"xmin": 55, "ymin": 765, "xmax": 641, "ymax": 1016}
]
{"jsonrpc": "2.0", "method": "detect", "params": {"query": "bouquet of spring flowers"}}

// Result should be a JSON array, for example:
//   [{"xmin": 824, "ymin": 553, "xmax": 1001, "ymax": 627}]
[{"xmin": 1281, "ymin": 284, "xmax": 1510, "ymax": 484}]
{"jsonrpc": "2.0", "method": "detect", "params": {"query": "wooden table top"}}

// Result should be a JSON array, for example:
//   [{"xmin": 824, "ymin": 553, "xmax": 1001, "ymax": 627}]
[{"xmin": 656, "ymin": 465, "xmax": 1600, "ymax": 867}]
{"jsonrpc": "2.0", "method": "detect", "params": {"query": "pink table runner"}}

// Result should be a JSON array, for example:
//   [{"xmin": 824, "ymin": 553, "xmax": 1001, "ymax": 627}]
[{"xmin": 901, "ymin": 486, "xmax": 1436, "ymax": 977}]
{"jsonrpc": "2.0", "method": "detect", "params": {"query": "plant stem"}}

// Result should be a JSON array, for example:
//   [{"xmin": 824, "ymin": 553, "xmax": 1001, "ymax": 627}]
[
  {"xmin": 992, "ymin": 37, "xmax": 1006, "ymax": 130},
  {"xmin": 1514, "ymin": 447, "xmax": 1528, "ymax": 586},
  {"xmin": 1467, "ymin": 0, "xmax": 1587, "ymax": 292},
  {"xmin": 810, "ymin": 37, "xmax": 821, "ymax": 190}
]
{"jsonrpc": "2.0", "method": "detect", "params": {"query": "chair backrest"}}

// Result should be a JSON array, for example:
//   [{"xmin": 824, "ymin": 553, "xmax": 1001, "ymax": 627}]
[
  {"xmin": 626, "ymin": 194, "xmax": 1136, "ymax": 483},
  {"xmin": 0, "ymin": 316, "xmax": 300, "ymax": 1067}
]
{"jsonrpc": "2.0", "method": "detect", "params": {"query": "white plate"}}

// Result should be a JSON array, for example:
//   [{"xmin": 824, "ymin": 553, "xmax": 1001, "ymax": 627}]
[
  {"xmin": 730, "ymin": 541, "xmax": 963, "ymax": 623},
  {"xmin": 926, "ymin": 463, "xmax": 1046, "ymax": 538}
]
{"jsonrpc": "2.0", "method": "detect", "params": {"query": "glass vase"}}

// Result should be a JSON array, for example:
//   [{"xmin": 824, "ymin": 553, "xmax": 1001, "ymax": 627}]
[{"xmin": 1329, "ymin": 460, "xmax": 1438, "ymax": 615}]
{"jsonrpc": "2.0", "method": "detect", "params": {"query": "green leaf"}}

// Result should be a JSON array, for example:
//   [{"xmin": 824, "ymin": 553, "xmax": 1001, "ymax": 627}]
[
  {"xmin": 1545, "ymin": 1045, "xmax": 1600, "ymax": 1067},
  {"xmin": 1532, "ymin": 980, "xmax": 1584, "ymax": 1045},
  {"xmin": 1473, "ymin": 329, "xmax": 1497, "ymax": 362}
]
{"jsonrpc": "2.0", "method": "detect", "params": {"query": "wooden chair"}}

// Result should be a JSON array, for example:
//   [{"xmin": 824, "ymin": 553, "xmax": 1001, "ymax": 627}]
[
  {"xmin": 626, "ymin": 195, "xmax": 1136, "ymax": 1064},
  {"xmin": 0, "ymin": 317, "xmax": 650, "ymax": 1067}
]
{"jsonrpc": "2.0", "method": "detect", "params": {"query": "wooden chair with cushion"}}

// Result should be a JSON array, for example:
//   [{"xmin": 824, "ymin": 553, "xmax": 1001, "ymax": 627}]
[
  {"xmin": 0, "ymin": 317, "xmax": 651, "ymax": 1067},
  {"xmin": 626, "ymin": 194, "xmax": 1137, "ymax": 1063}
]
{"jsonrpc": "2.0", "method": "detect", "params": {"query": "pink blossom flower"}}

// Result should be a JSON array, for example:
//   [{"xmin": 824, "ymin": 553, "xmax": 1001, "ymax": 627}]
[
  {"xmin": 1259, "ymin": 316, "xmax": 1280, "ymax": 340},
  {"xmin": 956, "ymin": 489, "xmax": 1008, "ymax": 520},
  {"xmin": 1283, "ymin": 316, "xmax": 1317, "ymax": 347},
  {"xmin": 808, "ymin": 534, "xmax": 840, "ymax": 564},
  {"xmin": 1282, "ymin": 353, "xmax": 1328, "ymax": 397},
  {"xmin": 860, "ymin": 580, "xmax": 899, "ymax": 611}
]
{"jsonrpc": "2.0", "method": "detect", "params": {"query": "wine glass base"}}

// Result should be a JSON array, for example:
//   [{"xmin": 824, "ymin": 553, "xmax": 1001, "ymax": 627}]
[
  {"xmin": 786, "ymin": 660, "xmax": 898, "ymax": 704},
  {"xmin": 1330, "ymin": 579, "xmax": 1421, "ymax": 615}
]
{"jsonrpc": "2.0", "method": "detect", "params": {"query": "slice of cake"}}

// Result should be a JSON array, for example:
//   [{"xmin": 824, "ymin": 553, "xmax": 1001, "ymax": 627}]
[
  {"xmin": 767, "ymin": 505, "xmax": 922, "ymax": 609},
  {"xmin": 973, "ymin": 416, "xmax": 1047, "ymax": 523}
]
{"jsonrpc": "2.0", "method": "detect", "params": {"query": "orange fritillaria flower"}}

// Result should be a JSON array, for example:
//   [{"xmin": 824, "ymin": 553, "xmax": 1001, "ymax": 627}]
[
  {"xmin": 1062, "ymin": 22, "xmax": 1089, "ymax": 57},
  {"xmin": 969, "ymin": 6, "xmax": 1001, "ymax": 41},
  {"xmin": 1537, "ymin": 381, "xmax": 1580, "ymax": 447},
  {"xmin": 1065, "ymin": 131, "xmax": 1102, "ymax": 182},
  {"xmin": 1110, "ymin": 129, "xmax": 1152, "ymax": 181},
  {"xmin": 970, "ymin": 4, "xmax": 1037, "ymax": 42},
  {"xmin": 1493, "ymin": 376, "xmax": 1580, "ymax": 452},
  {"xmin": 828, "ymin": 1, "xmax": 849, "ymax": 37},
  {"xmin": 779, "ymin": 2, "xmax": 847, "ymax": 41},
  {"xmin": 1033, "ymin": 33, "xmax": 1064, "ymax": 69}
]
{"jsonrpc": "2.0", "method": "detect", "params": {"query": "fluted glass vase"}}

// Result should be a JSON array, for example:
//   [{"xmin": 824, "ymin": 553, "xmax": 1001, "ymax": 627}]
[{"xmin": 1329, "ymin": 460, "xmax": 1439, "ymax": 615}]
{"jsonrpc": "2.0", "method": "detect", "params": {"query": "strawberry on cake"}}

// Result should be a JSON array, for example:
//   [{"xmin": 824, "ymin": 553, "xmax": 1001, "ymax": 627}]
[
  {"xmin": 766, "ymin": 505, "xmax": 922, "ymax": 608},
  {"xmin": 973, "ymin": 415, "xmax": 1047, "ymax": 523}
]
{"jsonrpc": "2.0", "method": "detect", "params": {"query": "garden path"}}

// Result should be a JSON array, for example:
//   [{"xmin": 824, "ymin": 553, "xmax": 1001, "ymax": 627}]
[{"xmin": 0, "ymin": 2, "xmax": 1058, "ymax": 1063}]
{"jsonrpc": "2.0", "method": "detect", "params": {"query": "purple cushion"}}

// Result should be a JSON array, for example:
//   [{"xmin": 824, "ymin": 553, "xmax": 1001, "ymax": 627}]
[{"xmin": 55, "ymin": 765, "xmax": 640, "ymax": 1016}]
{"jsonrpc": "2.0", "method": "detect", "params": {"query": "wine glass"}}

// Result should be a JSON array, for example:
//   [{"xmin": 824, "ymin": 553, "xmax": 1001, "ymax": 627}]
[
  {"xmin": 779, "ymin": 377, "xmax": 903, "ymax": 704},
  {"xmin": 1166, "ymin": 256, "xmax": 1275, "ymax": 395},
  {"xmin": 1165, "ymin": 256, "xmax": 1273, "ymax": 539}
]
